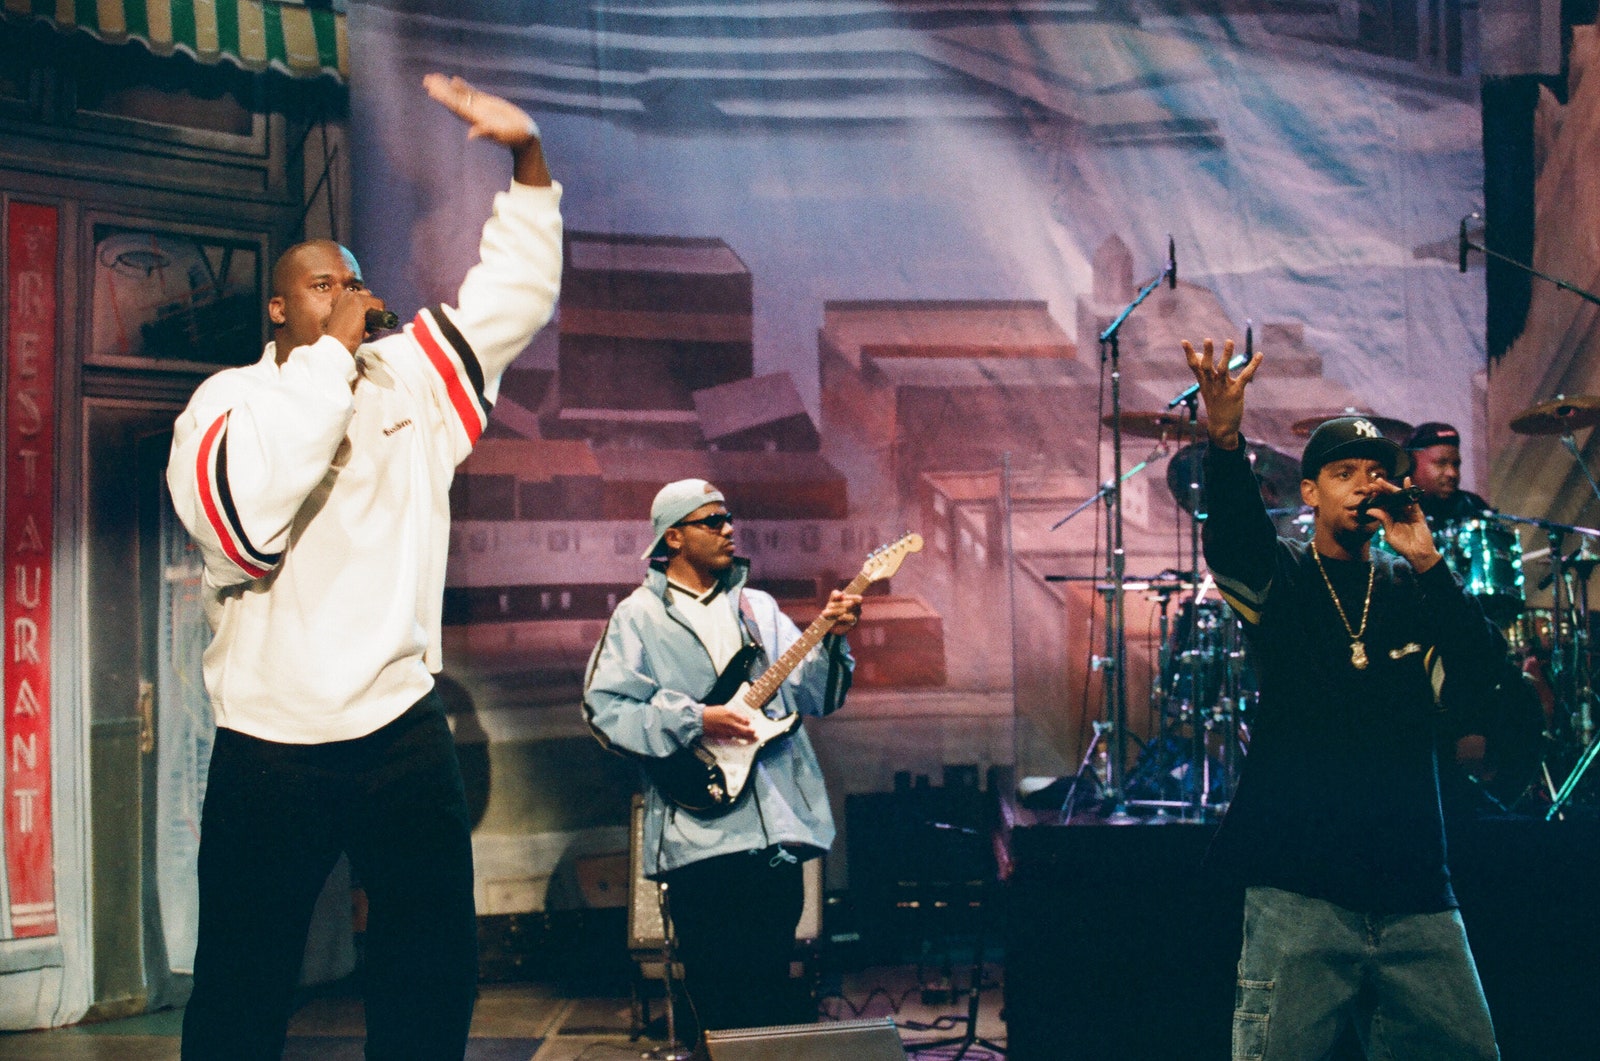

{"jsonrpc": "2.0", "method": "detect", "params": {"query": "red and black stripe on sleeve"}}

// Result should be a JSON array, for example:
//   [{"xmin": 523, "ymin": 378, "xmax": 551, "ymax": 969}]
[
  {"xmin": 195, "ymin": 412, "xmax": 282, "ymax": 580},
  {"xmin": 412, "ymin": 306, "xmax": 492, "ymax": 445}
]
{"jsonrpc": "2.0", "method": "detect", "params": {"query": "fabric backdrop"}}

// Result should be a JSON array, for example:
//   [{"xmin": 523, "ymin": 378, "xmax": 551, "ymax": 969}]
[{"xmin": 344, "ymin": 0, "xmax": 1489, "ymax": 905}]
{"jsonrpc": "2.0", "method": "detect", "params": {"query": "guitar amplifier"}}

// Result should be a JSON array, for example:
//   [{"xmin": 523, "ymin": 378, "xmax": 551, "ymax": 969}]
[
  {"xmin": 703, "ymin": 1017, "xmax": 906, "ymax": 1060},
  {"xmin": 627, "ymin": 794, "xmax": 822, "ymax": 955}
]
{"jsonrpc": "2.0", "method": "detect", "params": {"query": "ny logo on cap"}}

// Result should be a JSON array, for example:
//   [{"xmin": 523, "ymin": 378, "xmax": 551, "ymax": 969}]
[{"xmin": 1353, "ymin": 419, "xmax": 1380, "ymax": 439}]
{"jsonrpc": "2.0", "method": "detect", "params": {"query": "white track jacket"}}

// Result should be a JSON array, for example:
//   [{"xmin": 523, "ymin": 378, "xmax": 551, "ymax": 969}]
[{"xmin": 167, "ymin": 181, "xmax": 563, "ymax": 743}]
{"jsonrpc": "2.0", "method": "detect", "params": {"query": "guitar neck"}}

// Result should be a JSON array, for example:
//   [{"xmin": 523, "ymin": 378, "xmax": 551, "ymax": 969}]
[{"xmin": 743, "ymin": 569, "xmax": 871, "ymax": 709}]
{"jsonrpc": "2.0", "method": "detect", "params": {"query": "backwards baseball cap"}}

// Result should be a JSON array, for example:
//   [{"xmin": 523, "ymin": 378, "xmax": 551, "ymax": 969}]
[
  {"xmin": 1405, "ymin": 421, "xmax": 1462, "ymax": 451},
  {"xmin": 1300, "ymin": 416, "xmax": 1411, "ymax": 482},
  {"xmin": 642, "ymin": 478, "xmax": 726, "ymax": 560}
]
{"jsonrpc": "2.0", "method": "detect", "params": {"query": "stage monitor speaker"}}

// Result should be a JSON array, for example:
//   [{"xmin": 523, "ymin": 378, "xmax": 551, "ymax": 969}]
[
  {"xmin": 704, "ymin": 1017, "xmax": 906, "ymax": 1060},
  {"xmin": 627, "ymin": 793, "xmax": 822, "ymax": 955}
]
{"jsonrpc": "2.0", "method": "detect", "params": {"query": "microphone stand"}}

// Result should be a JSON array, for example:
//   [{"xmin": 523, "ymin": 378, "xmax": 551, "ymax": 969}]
[
  {"xmin": 1049, "ymin": 444, "xmax": 1168, "ymax": 532},
  {"xmin": 1459, "ymin": 214, "xmax": 1600, "ymax": 307},
  {"xmin": 1177, "ymin": 392, "xmax": 1212, "ymax": 817},
  {"xmin": 1090, "ymin": 255, "xmax": 1176, "ymax": 822}
]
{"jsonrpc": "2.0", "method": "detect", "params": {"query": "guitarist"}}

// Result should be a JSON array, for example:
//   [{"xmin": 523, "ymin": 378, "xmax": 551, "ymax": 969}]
[{"xmin": 584, "ymin": 478, "xmax": 862, "ymax": 1038}]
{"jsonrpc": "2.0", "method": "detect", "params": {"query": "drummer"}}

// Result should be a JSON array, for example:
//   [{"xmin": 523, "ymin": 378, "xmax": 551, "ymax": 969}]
[{"xmin": 1406, "ymin": 422, "xmax": 1493, "ymax": 523}]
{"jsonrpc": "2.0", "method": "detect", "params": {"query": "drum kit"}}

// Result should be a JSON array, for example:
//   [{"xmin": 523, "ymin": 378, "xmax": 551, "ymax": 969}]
[{"xmin": 1084, "ymin": 393, "xmax": 1600, "ymax": 822}]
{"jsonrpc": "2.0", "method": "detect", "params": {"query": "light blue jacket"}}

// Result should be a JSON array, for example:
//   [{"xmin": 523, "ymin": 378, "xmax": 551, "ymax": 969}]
[{"xmin": 583, "ymin": 558, "xmax": 853, "ymax": 877}]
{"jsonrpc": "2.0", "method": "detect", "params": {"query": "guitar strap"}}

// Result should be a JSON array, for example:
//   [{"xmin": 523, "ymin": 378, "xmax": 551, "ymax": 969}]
[
  {"xmin": 736, "ymin": 591, "xmax": 765, "ymax": 653},
  {"xmin": 738, "ymin": 592, "xmax": 787, "ymax": 724}
]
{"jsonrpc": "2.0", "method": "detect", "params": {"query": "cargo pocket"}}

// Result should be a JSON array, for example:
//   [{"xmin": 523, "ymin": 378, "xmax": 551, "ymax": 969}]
[{"xmin": 1232, "ymin": 977, "xmax": 1273, "ymax": 1061}]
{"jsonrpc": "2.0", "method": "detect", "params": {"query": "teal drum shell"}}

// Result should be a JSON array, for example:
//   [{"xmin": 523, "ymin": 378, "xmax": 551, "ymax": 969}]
[{"xmin": 1438, "ymin": 517, "xmax": 1525, "ymax": 624}]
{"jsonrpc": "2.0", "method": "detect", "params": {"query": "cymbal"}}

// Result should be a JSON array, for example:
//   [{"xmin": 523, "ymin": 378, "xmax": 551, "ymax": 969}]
[
  {"xmin": 1509, "ymin": 394, "xmax": 1600, "ymax": 435},
  {"xmin": 1291, "ymin": 409, "xmax": 1412, "ymax": 440},
  {"xmin": 1166, "ymin": 440, "xmax": 1301, "ymax": 515},
  {"xmin": 1101, "ymin": 410, "xmax": 1206, "ymax": 439}
]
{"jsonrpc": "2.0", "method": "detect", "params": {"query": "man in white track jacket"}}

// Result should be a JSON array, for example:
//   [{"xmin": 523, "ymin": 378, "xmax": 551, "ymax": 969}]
[{"xmin": 165, "ymin": 74, "xmax": 561, "ymax": 1061}]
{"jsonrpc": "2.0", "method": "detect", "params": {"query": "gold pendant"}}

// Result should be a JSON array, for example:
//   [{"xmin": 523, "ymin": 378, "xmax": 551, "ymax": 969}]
[{"xmin": 1350, "ymin": 640, "xmax": 1368, "ymax": 669}]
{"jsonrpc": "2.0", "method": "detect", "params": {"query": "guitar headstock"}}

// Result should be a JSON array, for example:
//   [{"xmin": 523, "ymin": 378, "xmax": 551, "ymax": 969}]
[{"xmin": 860, "ymin": 532, "xmax": 923, "ymax": 583}]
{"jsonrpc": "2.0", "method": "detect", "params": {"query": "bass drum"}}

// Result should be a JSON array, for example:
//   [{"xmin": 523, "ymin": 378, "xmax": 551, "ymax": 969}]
[
  {"xmin": 1145, "ymin": 598, "xmax": 1254, "ymax": 806},
  {"xmin": 1160, "ymin": 600, "xmax": 1252, "ymax": 718}
]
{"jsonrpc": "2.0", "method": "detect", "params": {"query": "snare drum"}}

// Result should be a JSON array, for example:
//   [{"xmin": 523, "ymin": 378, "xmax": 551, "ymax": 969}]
[{"xmin": 1438, "ymin": 518, "xmax": 1525, "ymax": 623}]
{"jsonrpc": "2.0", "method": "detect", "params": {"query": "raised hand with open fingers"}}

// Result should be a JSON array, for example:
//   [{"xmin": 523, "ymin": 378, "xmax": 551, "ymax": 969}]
[{"xmin": 1180, "ymin": 337, "xmax": 1262, "ymax": 450}]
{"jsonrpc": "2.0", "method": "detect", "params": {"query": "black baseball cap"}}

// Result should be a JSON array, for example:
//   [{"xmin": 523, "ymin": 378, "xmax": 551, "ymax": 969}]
[
  {"xmin": 1405, "ymin": 421, "xmax": 1462, "ymax": 451},
  {"xmin": 1300, "ymin": 416, "xmax": 1411, "ymax": 481}
]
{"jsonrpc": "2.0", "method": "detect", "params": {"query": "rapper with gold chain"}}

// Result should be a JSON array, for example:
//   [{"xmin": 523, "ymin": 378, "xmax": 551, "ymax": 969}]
[{"xmin": 1180, "ymin": 336, "xmax": 1516, "ymax": 1061}]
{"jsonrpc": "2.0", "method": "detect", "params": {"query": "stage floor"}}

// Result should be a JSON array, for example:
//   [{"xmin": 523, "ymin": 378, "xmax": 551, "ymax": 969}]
[{"xmin": 0, "ymin": 964, "xmax": 1005, "ymax": 1061}]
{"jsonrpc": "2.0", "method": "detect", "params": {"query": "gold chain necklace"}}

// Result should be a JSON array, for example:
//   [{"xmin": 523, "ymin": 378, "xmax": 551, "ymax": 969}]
[{"xmin": 1311, "ymin": 547, "xmax": 1375, "ymax": 669}]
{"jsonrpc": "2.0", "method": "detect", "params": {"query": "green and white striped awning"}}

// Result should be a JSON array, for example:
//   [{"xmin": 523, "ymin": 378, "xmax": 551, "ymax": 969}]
[{"xmin": 2, "ymin": 0, "xmax": 347, "ymax": 80}]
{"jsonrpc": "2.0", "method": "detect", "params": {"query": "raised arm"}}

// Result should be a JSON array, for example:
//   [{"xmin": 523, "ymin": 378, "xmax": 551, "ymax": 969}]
[
  {"xmin": 1181, "ymin": 337, "xmax": 1276, "ymax": 625},
  {"xmin": 402, "ymin": 75, "xmax": 564, "ymax": 463}
]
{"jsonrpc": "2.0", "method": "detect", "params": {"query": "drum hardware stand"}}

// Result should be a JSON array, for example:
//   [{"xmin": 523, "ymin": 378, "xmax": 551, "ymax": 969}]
[
  {"xmin": 1490, "ymin": 512, "xmax": 1600, "ymax": 817},
  {"xmin": 1060, "ymin": 719, "xmax": 1111, "ymax": 821},
  {"xmin": 1051, "ymin": 440, "xmax": 1170, "ymax": 824},
  {"xmin": 1559, "ymin": 431, "xmax": 1600, "ymax": 522},
  {"xmin": 1547, "ymin": 543, "xmax": 1600, "ymax": 819},
  {"xmin": 1133, "ymin": 580, "xmax": 1183, "ymax": 822},
  {"xmin": 1457, "ymin": 214, "xmax": 1600, "ymax": 806},
  {"xmin": 1175, "ymin": 386, "xmax": 1209, "ymax": 818}
]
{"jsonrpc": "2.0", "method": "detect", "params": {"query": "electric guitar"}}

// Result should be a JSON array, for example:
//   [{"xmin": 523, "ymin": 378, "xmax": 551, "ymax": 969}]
[{"xmin": 648, "ymin": 532, "xmax": 923, "ymax": 815}]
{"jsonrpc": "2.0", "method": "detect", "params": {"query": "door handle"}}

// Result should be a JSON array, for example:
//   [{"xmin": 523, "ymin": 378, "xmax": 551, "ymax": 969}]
[{"xmin": 138, "ymin": 679, "xmax": 155, "ymax": 755}]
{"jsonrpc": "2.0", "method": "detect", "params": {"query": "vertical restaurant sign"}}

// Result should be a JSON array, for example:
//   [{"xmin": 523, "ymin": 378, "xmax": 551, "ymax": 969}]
[{"xmin": 4, "ymin": 201, "xmax": 59, "ymax": 938}]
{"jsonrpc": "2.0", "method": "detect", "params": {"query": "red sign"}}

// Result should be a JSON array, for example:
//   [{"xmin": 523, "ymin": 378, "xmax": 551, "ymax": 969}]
[{"xmin": 4, "ymin": 201, "xmax": 58, "ymax": 938}]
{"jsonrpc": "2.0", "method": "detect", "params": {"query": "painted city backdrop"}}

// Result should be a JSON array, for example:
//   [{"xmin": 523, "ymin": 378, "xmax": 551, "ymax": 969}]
[{"xmin": 342, "ymin": 0, "xmax": 1502, "ymax": 911}]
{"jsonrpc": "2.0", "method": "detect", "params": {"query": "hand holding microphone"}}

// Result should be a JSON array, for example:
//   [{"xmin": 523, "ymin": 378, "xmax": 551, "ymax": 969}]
[
  {"xmin": 326, "ymin": 289, "xmax": 394, "ymax": 354},
  {"xmin": 1360, "ymin": 479, "xmax": 1445, "ymax": 572},
  {"xmin": 1357, "ymin": 485, "xmax": 1424, "ymax": 520}
]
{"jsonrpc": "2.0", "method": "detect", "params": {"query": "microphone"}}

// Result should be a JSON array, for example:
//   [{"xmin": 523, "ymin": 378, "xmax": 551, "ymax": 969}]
[
  {"xmin": 1244, "ymin": 319, "xmax": 1253, "ymax": 360},
  {"xmin": 1356, "ymin": 485, "xmax": 1424, "ymax": 521},
  {"xmin": 1167, "ymin": 349, "xmax": 1249, "ymax": 409},
  {"xmin": 1167, "ymin": 235, "xmax": 1177, "ymax": 291},
  {"xmin": 365, "ymin": 308, "xmax": 400, "ymax": 332}
]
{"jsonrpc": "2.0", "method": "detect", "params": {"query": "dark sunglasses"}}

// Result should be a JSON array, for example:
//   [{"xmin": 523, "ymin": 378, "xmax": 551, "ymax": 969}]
[{"xmin": 675, "ymin": 513, "xmax": 734, "ymax": 531}]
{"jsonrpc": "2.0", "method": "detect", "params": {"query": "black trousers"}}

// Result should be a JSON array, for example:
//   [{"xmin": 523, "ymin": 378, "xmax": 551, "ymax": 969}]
[
  {"xmin": 660, "ymin": 847, "xmax": 806, "ymax": 1036},
  {"xmin": 181, "ymin": 692, "xmax": 477, "ymax": 1061}
]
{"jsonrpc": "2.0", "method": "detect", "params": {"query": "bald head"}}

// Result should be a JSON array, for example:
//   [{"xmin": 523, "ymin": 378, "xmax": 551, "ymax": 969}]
[{"xmin": 272, "ymin": 240, "xmax": 361, "ymax": 298}]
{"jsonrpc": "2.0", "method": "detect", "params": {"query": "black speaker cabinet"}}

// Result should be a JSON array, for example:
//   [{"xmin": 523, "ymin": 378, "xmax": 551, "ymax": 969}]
[{"xmin": 703, "ymin": 1017, "xmax": 906, "ymax": 1060}]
